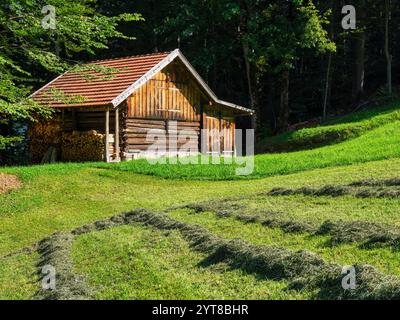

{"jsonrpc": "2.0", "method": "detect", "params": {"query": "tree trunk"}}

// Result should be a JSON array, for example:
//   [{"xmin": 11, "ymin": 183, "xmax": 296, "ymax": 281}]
[
  {"xmin": 277, "ymin": 70, "xmax": 290, "ymax": 130},
  {"xmin": 351, "ymin": 0, "xmax": 366, "ymax": 102},
  {"xmin": 323, "ymin": 0, "xmax": 335, "ymax": 121},
  {"xmin": 323, "ymin": 52, "xmax": 332, "ymax": 121},
  {"xmin": 242, "ymin": 41, "xmax": 258, "ymax": 129},
  {"xmin": 239, "ymin": 0, "xmax": 258, "ymax": 130},
  {"xmin": 385, "ymin": 0, "xmax": 392, "ymax": 95}
]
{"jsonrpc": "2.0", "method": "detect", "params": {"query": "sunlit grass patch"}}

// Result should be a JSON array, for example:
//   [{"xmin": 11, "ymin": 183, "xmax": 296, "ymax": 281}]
[
  {"xmin": 257, "ymin": 102, "xmax": 400, "ymax": 153},
  {"xmin": 0, "ymin": 252, "xmax": 39, "ymax": 300},
  {"xmin": 169, "ymin": 210, "xmax": 400, "ymax": 277},
  {"xmin": 100, "ymin": 121, "xmax": 400, "ymax": 180},
  {"xmin": 72, "ymin": 224, "xmax": 307, "ymax": 300}
]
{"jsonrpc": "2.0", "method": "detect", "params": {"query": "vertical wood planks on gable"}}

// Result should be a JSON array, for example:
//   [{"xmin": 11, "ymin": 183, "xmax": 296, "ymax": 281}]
[{"xmin": 124, "ymin": 61, "xmax": 215, "ymax": 152}]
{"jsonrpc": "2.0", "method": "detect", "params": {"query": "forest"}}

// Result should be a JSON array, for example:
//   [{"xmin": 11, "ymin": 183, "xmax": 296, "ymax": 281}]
[{"xmin": 0, "ymin": 0, "xmax": 398, "ymax": 163}]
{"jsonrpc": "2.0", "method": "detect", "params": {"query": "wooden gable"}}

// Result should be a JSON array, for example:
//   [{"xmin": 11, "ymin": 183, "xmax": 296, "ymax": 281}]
[{"xmin": 127, "ymin": 60, "xmax": 206, "ymax": 122}]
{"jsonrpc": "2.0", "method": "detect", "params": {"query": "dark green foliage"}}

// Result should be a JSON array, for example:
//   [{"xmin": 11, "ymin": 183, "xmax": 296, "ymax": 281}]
[{"xmin": 0, "ymin": 0, "xmax": 142, "ymax": 159}]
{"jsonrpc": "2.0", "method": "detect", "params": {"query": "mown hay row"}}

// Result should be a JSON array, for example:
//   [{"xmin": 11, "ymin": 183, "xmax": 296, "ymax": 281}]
[
  {"xmin": 268, "ymin": 186, "xmax": 351, "ymax": 198},
  {"xmin": 181, "ymin": 202, "xmax": 315, "ymax": 234},
  {"xmin": 33, "ymin": 208, "xmax": 400, "ymax": 300},
  {"xmin": 179, "ymin": 202, "xmax": 400, "ymax": 249},
  {"xmin": 36, "ymin": 232, "xmax": 93, "ymax": 300},
  {"xmin": 267, "ymin": 185, "xmax": 400, "ymax": 199},
  {"xmin": 316, "ymin": 220, "xmax": 400, "ymax": 248},
  {"xmin": 117, "ymin": 209, "xmax": 400, "ymax": 300},
  {"xmin": 350, "ymin": 178, "xmax": 400, "ymax": 187}
]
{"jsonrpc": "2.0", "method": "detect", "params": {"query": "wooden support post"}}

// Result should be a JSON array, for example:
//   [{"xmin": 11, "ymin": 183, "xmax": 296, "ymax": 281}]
[
  {"xmin": 105, "ymin": 109, "xmax": 110, "ymax": 162},
  {"xmin": 201, "ymin": 107, "xmax": 208, "ymax": 155},
  {"xmin": 219, "ymin": 111, "xmax": 222, "ymax": 155},
  {"xmin": 115, "ymin": 108, "xmax": 120, "ymax": 161},
  {"xmin": 61, "ymin": 109, "xmax": 65, "ymax": 130}
]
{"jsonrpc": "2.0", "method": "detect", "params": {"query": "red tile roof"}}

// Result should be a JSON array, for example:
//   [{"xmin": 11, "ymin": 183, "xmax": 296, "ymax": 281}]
[{"xmin": 31, "ymin": 51, "xmax": 170, "ymax": 108}]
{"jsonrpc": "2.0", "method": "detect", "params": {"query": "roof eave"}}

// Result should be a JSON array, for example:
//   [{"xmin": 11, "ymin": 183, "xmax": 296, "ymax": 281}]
[{"xmin": 217, "ymin": 100, "xmax": 254, "ymax": 115}]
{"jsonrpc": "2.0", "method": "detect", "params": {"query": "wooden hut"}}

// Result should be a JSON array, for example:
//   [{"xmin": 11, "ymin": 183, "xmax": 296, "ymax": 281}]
[{"xmin": 31, "ymin": 49, "xmax": 253, "ymax": 162}]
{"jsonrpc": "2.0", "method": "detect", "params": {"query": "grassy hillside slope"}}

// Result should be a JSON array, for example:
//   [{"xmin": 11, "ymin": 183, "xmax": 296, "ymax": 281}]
[
  {"xmin": 257, "ymin": 102, "xmax": 400, "ymax": 153},
  {"xmin": 98, "ymin": 120, "xmax": 400, "ymax": 180},
  {"xmin": 1, "ymin": 103, "xmax": 400, "ymax": 300},
  {"xmin": 1, "ymin": 157, "xmax": 400, "ymax": 299}
]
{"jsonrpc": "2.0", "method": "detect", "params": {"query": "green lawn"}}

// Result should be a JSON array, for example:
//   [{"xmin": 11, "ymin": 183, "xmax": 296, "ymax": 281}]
[
  {"xmin": 97, "ymin": 120, "xmax": 400, "ymax": 180},
  {"xmin": 1, "ymin": 104, "xmax": 400, "ymax": 300},
  {"xmin": 72, "ymin": 225, "xmax": 307, "ymax": 300},
  {"xmin": 1, "ymin": 156, "xmax": 400, "ymax": 299}
]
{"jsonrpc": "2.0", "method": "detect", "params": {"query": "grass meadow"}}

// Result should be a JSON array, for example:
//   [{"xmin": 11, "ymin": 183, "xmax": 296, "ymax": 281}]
[{"xmin": 1, "ymin": 103, "xmax": 400, "ymax": 299}]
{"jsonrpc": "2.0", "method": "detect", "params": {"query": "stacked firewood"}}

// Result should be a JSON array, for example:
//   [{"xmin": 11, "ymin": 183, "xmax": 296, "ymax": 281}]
[
  {"xmin": 61, "ymin": 130, "xmax": 104, "ymax": 162},
  {"xmin": 28, "ymin": 120, "xmax": 62, "ymax": 163}
]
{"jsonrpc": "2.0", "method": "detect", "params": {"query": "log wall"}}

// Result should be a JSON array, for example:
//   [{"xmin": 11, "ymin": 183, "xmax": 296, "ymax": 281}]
[
  {"xmin": 61, "ymin": 110, "xmax": 119, "ymax": 133},
  {"xmin": 124, "ymin": 118, "xmax": 200, "ymax": 155}
]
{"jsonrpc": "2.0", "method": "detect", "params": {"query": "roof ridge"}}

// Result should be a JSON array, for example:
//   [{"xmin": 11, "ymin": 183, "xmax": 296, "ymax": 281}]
[{"xmin": 86, "ymin": 51, "xmax": 173, "ymax": 64}]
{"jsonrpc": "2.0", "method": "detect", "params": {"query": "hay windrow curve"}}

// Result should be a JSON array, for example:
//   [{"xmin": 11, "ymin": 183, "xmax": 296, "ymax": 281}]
[
  {"xmin": 177, "ymin": 201, "xmax": 400, "ymax": 249},
  {"xmin": 32, "ymin": 208, "xmax": 400, "ymax": 300},
  {"xmin": 316, "ymin": 220, "xmax": 400, "ymax": 247},
  {"xmin": 266, "ymin": 178, "xmax": 400, "ymax": 199},
  {"xmin": 119, "ymin": 209, "xmax": 400, "ymax": 300},
  {"xmin": 36, "ymin": 232, "xmax": 93, "ymax": 300},
  {"xmin": 349, "ymin": 178, "xmax": 400, "ymax": 187},
  {"xmin": 180, "ymin": 202, "xmax": 315, "ymax": 234}
]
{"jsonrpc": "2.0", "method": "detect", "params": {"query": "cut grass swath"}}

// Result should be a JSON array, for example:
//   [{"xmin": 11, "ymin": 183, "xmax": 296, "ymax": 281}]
[
  {"xmin": 178, "ymin": 200, "xmax": 400, "ymax": 250},
  {"xmin": 32, "ymin": 208, "xmax": 400, "ymax": 300}
]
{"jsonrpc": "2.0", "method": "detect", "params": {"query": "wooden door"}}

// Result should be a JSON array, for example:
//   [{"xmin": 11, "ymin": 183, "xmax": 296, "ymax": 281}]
[
  {"xmin": 204, "ymin": 114, "xmax": 235, "ymax": 155},
  {"xmin": 220, "ymin": 117, "xmax": 235, "ymax": 155},
  {"xmin": 205, "ymin": 115, "xmax": 220, "ymax": 154}
]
